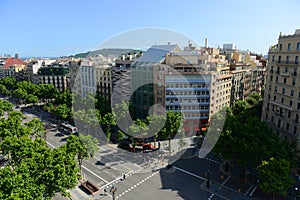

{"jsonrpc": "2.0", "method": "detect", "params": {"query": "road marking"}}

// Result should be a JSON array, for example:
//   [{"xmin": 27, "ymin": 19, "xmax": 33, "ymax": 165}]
[
  {"xmin": 249, "ymin": 186, "xmax": 257, "ymax": 197},
  {"xmin": 221, "ymin": 176, "xmax": 231, "ymax": 185},
  {"xmin": 173, "ymin": 166, "xmax": 206, "ymax": 181},
  {"xmin": 46, "ymin": 141, "xmax": 55, "ymax": 148},
  {"xmin": 81, "ymin": 165, "xmax": 109, "ymax": 183},
  {"xmin": 115, "ymin": 171, "xmax": 159, "ymax": 199},
  {"xmin": 99, "ymin": 146, "xmax": 142, "ymax": 170},
  {"xmin": 245, "ymin": 185, "xmax": 254, "ymax": 195}
]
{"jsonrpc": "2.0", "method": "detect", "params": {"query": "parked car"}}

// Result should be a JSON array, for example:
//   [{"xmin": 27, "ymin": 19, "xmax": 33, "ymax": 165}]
[{"xmin": 143, "ymin": 143, "xmax": 155, "ymax": 151}]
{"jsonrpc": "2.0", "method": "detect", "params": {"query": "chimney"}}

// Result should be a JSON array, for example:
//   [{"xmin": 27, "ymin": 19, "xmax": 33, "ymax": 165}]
[
  {"xmin": 15, "ymin": 53, "xmax": 19, "ymax": 59},
  {"xmin": 205, "ymin": 38, "xmax": 208, "ymax": 48}
]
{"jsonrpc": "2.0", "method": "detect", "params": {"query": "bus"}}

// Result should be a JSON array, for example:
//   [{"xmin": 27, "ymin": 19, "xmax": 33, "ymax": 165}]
[{"xmin": 60, "ymin": 123, "xmax": 78, "ymax": 135}]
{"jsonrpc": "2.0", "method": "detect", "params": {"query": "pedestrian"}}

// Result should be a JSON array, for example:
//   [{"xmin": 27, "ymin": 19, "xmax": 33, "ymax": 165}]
[
  {"xmin": 158, "ymin": 141, "xmax": 161, "ymax": 149},
  {"xmin": 123, "ymin": 174, "xmax": 126, "ymax": 180},
  {"xmin": 104, "ymin": 188, "xmax": 107, "ymax": 195}
]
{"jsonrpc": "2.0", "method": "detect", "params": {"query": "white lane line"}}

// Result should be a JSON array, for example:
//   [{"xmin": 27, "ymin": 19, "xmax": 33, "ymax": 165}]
[
  {"xmin": 249, "ymin": 186, "xmax": 257, "ymax": 197},
  {"xmin": 81, "ymin": 165, "xmax": 109, "ymax": 183},
  {"xmin": 46, "ymin": 141, "xmax": 55, "ymax": 148},
  {"xmin": 173, "ymin": 166, "xmax": 206, "ymax": 181}
]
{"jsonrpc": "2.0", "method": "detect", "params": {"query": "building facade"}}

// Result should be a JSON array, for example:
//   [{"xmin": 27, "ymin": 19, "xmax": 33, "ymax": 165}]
[{"xmin": 262, "ymin": 29, "xmax": 300, "ymax": 147}]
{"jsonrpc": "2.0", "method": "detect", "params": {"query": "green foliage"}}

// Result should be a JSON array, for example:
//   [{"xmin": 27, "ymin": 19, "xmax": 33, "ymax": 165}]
[
  {"xmin": 0, "ymin": 99, "xmax": 13, "ymax": 116},
  {"xmin": 55, "ymin": 104, "xmax": 71, "ymax": 119},
  {"xmin": 66, "ymin": 134, "xmax": 99, "ymax": 175},
  {"xmin": 0, "ymin": 77, "xmax": 17, "ymax": 90},
  {"xmin": 161, "ymin": 111, "xmax": 183, "ymax": 141},
  {"xmin": 25, "ymin": 94, "xmax": 39, "ymax": 105},
  {"xmin": 258, "ymin": 158, "xmax": 294, "ymax": 198},
  {"xmin": 54, "ymin": 89, "xmax": 73, "ymax": 108},
  {"xmin": 37, "ymin": 84, "xmax": 59, "ymax": 101},
  {"xmin": 0, "ymin": 111, "xmax": 79, "ymax": 199},
  {"xmin": 213, "ymin": 94, "xmax": 297, "ymax": 177}
]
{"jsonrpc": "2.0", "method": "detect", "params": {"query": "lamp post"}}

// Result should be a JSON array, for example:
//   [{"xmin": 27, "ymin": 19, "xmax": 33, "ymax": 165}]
[
  {"xmin": 206, "ymin": 170, "xmax": 212, "ymax": 188},
  {"xmin": 110, "ymin": 186, "xmax": 117, "ymax": 200}
]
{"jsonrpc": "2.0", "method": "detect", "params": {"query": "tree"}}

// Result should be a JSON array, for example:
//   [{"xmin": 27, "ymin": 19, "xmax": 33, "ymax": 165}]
[
  {"xmin": 146, "ymin": 114, "xmax": 166, "ymax": 148},
  {"xmin": 0, "ymin": 84, "xmax": 9, "ymax": 96},
  {"xmin": 0, "ymin": 99, "xmax": 13, "ymax": 116},
  {"xmin": 25, "ymin": 94, "xmax": 39, "ymax": 105},
  {"xmin": 0, "ymin": 77, "xmax": 17, "ymax": 91},
  {"xmin": 213, "ymin": 96, "xmax": 297, "ymax": 181},
  {"xmin": 25, "ymin": 118, "xmax": 45, "ymax": 139},
  {"xmin": 95, "ymin": 93, "xmax": 111, "ymax": 115},
  {"xmin": 117, "ymin": 130, "xmax": 126, "ymax": 142},
  {"xmin": 66, "ymin": 134, "xmax": 99, "ymax": 177},
  {"xmin": 101, "ymin": 113, "xmax": 116, "ymax": 143},
  {"xmin": 55, "ymin": 104, "xmax": 71, "ymax": 119},
  {"xmin": 258, "ymin": 158, "xmax": 294, "ymax": 199},
  {"xmin": 54, "ymin": 89, "xmax": 73, "ymax": 108},
  {"xmin": 0, "ymin": 112, "xmax": 79, "ymax": 199},
  {"xmin": 113, "ymin": 100, "xmax": 130, "ymax": 132},
  {"xmin": 37, "ymin": 84, "xmax": 59, "ymax": 102},
  {"xmin": 12, "ymin": 88, "xmax": 27, "ymax": 103},
  {"xmin": 161, "ymin": 111, "xmax": 183, "ymax": 153}
]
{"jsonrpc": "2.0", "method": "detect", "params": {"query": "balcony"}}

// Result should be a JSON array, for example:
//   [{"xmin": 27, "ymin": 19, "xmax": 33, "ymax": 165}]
[
  {"xmin": 275, "ymin": 61, "xmax": 300, "ymax": 65},
  {"xmin": 280, "ymin": 71, "xmax": 290, "ymax": 76},
  {"xmin": 270, "ymin": 100, "xmax": 294, "ymax": 111}
]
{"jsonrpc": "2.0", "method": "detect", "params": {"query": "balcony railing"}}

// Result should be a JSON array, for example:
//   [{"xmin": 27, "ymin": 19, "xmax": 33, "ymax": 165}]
[
  {"xmin": 280, "ymin": 71, "xmax": 290, "ymax": 76},
  {"xmin": 274, "ymin": 61, "xmax": 300, "ymax": 65}
]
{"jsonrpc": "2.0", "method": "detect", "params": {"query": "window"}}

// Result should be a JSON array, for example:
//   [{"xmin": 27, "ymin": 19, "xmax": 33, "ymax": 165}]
[
  {"xmin": 297, "ymin": 42, "xmax": 300, "ymax": 50},
  {"xmin": 271, "ymin": 116, "xmax": 274, "ymax": 123},
  {"xmin": 276, "ymin": 76, "xmax": 278, "ymax": 82},
  {"xmin": 270, "ymin": 76, "xmax": 273, "ymax": 81},
  {"xmin": 291, "ymin": 90, "xmax": 294, "ymax": 97},
  {"xmin": 298, "ymin": 103, "xmax": 300, "ymax": 109},
  {"xmin": 286, "ymin": 56, "xmax": 290, "ymax": 64},
  {"xmin": 272, "ymin": 56, "xmax": 275, "ymax": 62},
  {"xmin": 294, "ymin": 127, "xmax": 297, "ymax": 134},
  {"xmin": 278, "ymin": 56, "xmax": 281, "ymax": 63},
  {"xmin": 274, "ymin": 95, "xmax": 277, "ymax": 101},
  {"xmin": 279, "ymin": 44, "xmax": 282, "ymax": 50},
  {"xmin": 282, "ymin": 88, "xmax": 285, "ymax": 94},
  {"xmin": 286, "ymin": 123, "xmax": 289, "ymax": 131},
  {"xmin": 284, "ymin": 78, "xmax": 287, "ymax": 84},
  {"xmin": 281, "ymin": 98, "xmax": 284, "ymax": 103},
  {"xmin": 292, "ymin": 79, "xmax": 296, "ymax": 85},
  {"xmin": 296, "ymin": 56, "xmax": 299, "ymax": 64},
  {"xmin": 288, "ymin": 111, "xmax": 291, "ymax": 118},
  {"xmin": 287, "ymin": 43, "xmax": 291, "ymax": 51},
  {"xmin": 285, "ymin": 67, "xmax": 288, "ymax": 72},
  {"xmin": 275, "ymin": 86, "xmax": 277, "ymax": 92}
]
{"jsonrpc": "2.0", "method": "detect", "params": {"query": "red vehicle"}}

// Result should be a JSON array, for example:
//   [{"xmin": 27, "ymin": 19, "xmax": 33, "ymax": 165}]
[{"xmin": 143, "ymin": 143, "xmax": 155, "ymax": 151}]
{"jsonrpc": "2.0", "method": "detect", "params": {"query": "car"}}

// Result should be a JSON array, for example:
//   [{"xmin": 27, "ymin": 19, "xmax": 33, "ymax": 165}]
[
  {"xmin": 143, "ymin": 143, "xmax": 155, "ymax": 151},
  {"xmin": 15, "ymin": 105, "xmax": 20, "ymax": 109}
]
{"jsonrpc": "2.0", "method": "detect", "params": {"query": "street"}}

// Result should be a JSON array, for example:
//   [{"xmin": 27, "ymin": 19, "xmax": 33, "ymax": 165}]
[{"xmin": 4, "ymin": 100, "xmax": 263, "ymax": 200}]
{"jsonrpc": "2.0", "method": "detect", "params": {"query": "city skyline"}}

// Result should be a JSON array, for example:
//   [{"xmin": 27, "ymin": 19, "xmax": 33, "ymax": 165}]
[{"xmin": 1, "ymin": 0, "xmax": 300, "ymax": 57}]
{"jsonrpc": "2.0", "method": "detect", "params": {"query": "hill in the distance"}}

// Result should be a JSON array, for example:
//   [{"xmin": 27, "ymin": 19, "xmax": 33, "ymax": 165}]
[{"xmin": 70, "ymin": 48, "xmax": 143, "ymax": 58}]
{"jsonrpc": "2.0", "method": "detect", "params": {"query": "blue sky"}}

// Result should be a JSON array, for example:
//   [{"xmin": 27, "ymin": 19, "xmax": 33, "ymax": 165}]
[{"xmin": 1, "ymin": 0, "xmax": 300, "ymax": 57}]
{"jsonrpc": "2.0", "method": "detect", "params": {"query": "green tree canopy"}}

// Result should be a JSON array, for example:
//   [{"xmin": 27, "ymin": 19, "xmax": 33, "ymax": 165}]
[{"xmin": 258, "ymin": 158, "xmax": 294, "ymax": 199}]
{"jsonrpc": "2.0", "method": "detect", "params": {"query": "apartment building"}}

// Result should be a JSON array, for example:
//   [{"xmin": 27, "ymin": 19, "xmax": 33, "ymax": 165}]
[
  {"xmin": 261, "ymin": 29, "xmax": 300, "ymax": 146},
  {"xmin": 79, "ymin": 59, "xmax": 112, "ymax": 100},
  {"xmin": 35, "ymin": 65, "xmax": 70, "ymax": 92}
]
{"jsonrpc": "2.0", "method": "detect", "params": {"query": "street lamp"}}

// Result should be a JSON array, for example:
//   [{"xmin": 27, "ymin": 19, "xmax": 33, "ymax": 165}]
[
  {"xmin": 206, "ymin": 170, "xmax": 212, "ymax": 188},
  {"xmin": 110, "ymin": 186, "xmax": 117, "ymax": 200}
]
